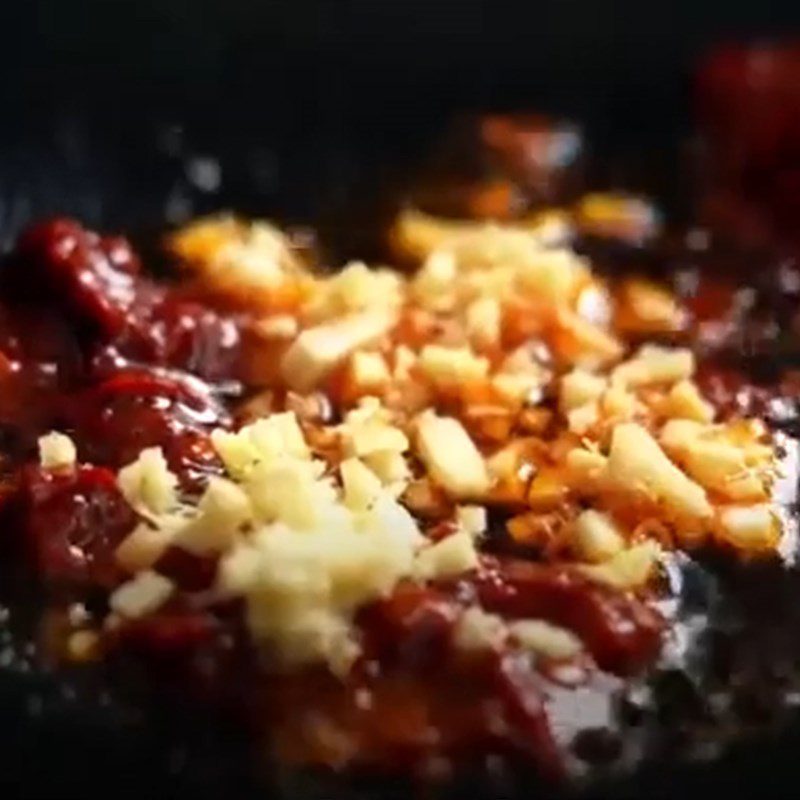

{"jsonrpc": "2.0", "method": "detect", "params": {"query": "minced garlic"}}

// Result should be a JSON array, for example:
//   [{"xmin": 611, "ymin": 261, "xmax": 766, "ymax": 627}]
[
  {"xmin": 111, "ymin": 213, "xmax": 784, "ymax": 682},
  {"xmin": 453, "ymin": 607, "xmax": 507, "ymax": 652},
  {"xmin": 418, "ymin": 344, "xmax": 490, "ymax": 386},
  {"xmin": 349, "ymin": 351, "xmax": 391, "ymax": 393},
  {"xmin": 664, "ymin": 380, "xmax": 715, "ymax": 423},
  {"xmin": 305, "ymin": 261, "xmax": 404, "ymax": 322},
  {"xmin": 169, "ymin": 217, "xmax": 307, "ymax": 304},
  {"xmin": 38, "ymin": 432, "xmax": 76, "ymax": 470},
  {"xmin": 115, "ymin": 523, "xmax": 174, "ymax": 573},
  {"xmin": 281, "ymin": 310, "xmax": 395, "ymax": 392},
  {"xmin": 508, "ymin": 620, "xmax": 582, "ymax": 660},
  {"xmin": 109, "ymin": 571, "xmax": 175, "ymax": 619},
  {"xmin": 606, "ymin": 423, "xmax": 712, "ymax": 520},
  {"xmin": 718, "ymin": 504, "xmax": 777, "ymax": 550},
  {"xmin": 111, "ymin": 408, "xmax": 492, "ymax": 677},
  {"xmin": 415, "ymin": 411, "xmax": 491, "ymax": 498},
  {"xmin": 456, "ymin": 505, "xmax": 488, "ymax": 539},
  {"xmin": 560, "ymin": 369, "xmax": 607, "ymax": 412},
  {"xmin": 612, "ymin": 345, "xmax": 694, "ymax": 388},
  {"xmin": 573, "ymin": 510, "xmax": 626, "ymax": 563},
  {"xmin": 578, "ymin": 541, "xmax": 661, "ymax": 590},
  {"xmin": 414, "ymin": 530, "xmax": 480, "ymax": 581},
  {"xmin": 117, "ymin": 448, "xmax": 178, "ymax": 515}
]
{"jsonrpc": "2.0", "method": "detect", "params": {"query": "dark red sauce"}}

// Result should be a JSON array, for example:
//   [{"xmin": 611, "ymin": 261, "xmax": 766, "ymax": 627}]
[
  {"xmin": 19, "ymin": 463, "xmax": 136, "ymax": 589},
  {"xmin": 0, "ymin": 204, "xmax": 795, "ymax": 790},
  {"xmin": 468, "ymin": 558, "xmax": 664, "ymax": 675}
]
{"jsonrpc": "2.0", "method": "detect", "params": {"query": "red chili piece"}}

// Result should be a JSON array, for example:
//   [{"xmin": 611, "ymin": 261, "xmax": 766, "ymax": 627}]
[
  {"xmin": 19, "ymin": 463, "xmax": 136, "ymax": 589},
  {"xmin": 67, "ymin": 368, "xmax": 224, "ymax": 489}
]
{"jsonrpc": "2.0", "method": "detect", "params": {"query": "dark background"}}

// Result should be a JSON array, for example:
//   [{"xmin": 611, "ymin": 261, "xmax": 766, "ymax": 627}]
[{"xmin": 0, "ymin": 0, "xmax": 799, "ymax": 236}]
